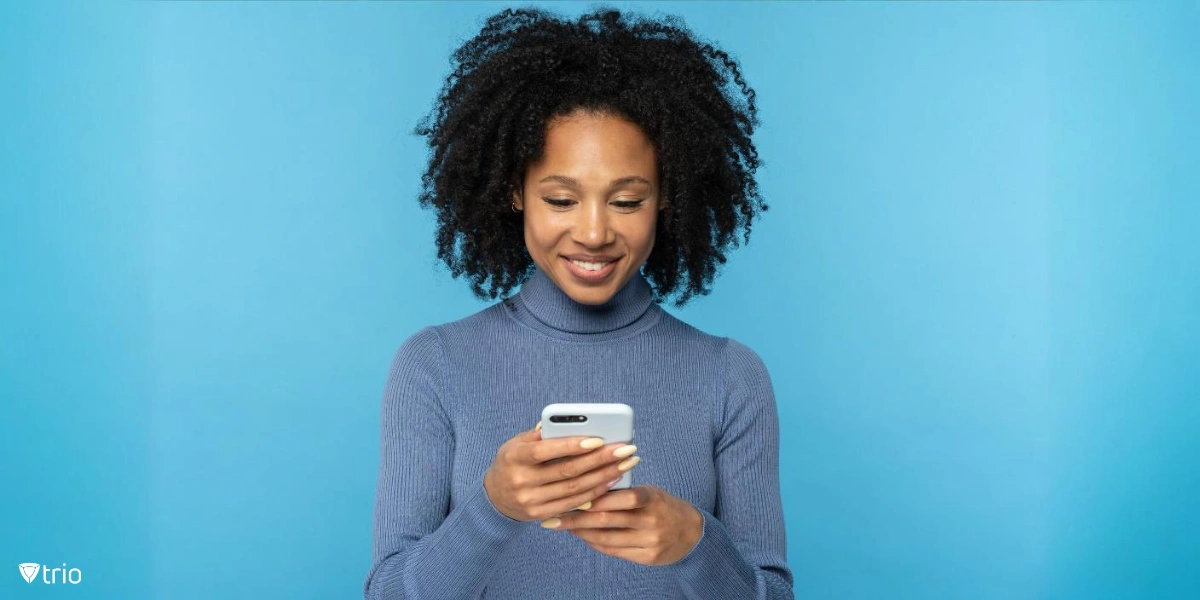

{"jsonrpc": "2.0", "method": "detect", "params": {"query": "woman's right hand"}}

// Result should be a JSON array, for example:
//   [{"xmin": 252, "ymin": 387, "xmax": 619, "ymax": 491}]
[{"xmin": 483, "ymin": 422, "xmax": 640, "ymax": 522}]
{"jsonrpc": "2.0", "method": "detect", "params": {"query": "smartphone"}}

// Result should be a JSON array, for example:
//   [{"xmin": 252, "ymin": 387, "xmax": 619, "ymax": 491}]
[{"xmin": 540, "ymin": 403, "xmax": 635, "ymax": 490}]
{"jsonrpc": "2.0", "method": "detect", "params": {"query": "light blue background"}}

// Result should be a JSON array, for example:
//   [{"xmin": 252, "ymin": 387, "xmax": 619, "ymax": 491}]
[{"xmin": 3, "ymin": 1, "xmax": 1197, "ymax": 598}]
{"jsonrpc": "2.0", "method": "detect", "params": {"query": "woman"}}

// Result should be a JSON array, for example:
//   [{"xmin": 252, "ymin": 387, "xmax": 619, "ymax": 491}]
[{"xmin": 364, "ymin": 7, "xmax": 792, "ymax": 599}]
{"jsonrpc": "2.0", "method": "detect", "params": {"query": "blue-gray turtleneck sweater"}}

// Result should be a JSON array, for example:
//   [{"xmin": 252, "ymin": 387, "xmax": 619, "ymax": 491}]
[{"xmin": 363, "ymin": 266, "xmax": 793, "ymax": 599}]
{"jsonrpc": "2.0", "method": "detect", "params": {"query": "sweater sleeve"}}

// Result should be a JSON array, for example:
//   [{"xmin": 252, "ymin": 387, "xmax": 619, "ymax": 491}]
[
  {"xmin": 363, "ymin": 326, "xmax": 528, "ymax": 600},
  {"xmin": 663, "ymin": 338, "xmax": 795, "ymax": 599}
]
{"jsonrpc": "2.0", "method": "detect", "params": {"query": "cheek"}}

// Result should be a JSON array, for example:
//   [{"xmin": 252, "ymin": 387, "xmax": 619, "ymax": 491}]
[
  {"xmin": 523, "ymin": 221, "xmax": 561, "ymax": 254},
  {"xmin": 525, "ymin": 222, "xmax": 552, "ymax": 247},
  {"xmin": 632, "ymin": 220, "xmax": 657, "ymax": 253}
]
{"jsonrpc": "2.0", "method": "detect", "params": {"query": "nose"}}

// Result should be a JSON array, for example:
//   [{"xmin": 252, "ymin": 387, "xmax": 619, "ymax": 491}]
[{"xmin": 573, "ymin": 199, "xmax": 615, "ymax": 247}]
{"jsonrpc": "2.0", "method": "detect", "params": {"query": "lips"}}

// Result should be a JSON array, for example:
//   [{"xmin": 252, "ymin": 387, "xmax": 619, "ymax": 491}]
[
  {"xmin": 563, "ymin": 256, "xmax": 618, "ymax": 282},
  {"xmin": 563, "ymin": 254, "xmax": 620, "ymax": 263}
]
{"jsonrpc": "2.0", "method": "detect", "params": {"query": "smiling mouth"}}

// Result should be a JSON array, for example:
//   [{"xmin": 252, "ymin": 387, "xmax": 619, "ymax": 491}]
[
  {"xmin": 569, "ymin": 258, "xmax": 612, "ymax": 271},
  {"xmin": 562, "ymin": 256, "xmax": 618, "ymax": 282}
]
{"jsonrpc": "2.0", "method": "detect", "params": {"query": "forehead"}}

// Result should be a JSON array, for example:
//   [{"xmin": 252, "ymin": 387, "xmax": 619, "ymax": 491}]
[{"xmin": 532, "ymin": 114, "xmax": 657, "ymax": 183}]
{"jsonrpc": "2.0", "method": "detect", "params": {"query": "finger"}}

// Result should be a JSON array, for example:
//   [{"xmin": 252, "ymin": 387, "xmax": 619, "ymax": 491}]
[
  {"xmin": 513, "ymin": 423, "xmax": 542, "ymax": 443},
  {"xmin": 536, "ymin": 478, "xmax": 621, "ymax": 520},
  {"xmin": 533, "ymin": 456, "xmax": 638, "ymax": 505},
  {"xmin": 581, "ymin": 485, "xmax": 653, "ymax": 512},
  {"xmin": 568, "ymin": 527, "xmax": 647, "ymax": 548},
  {"xmin": 532, "ymin": 442, "xmax": 635, "ymax": 486},
  {"xmin": 543, "ymin": 507, "xmax": 640, "ymax": 530},
  {"xmin": 518, "ymin": 435, "xmax": 610, "ymax": 466}
]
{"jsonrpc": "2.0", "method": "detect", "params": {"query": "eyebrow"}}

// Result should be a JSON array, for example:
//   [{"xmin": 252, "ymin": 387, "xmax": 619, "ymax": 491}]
[{"xmin": 538, "ymin": 174, "xmax": 652, "ymax": 188}]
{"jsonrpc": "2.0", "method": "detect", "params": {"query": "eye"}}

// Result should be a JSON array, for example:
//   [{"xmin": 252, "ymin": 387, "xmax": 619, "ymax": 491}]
[{"xmin": 542, "ymin": 197, "xmax": 646, "ymax": 209}]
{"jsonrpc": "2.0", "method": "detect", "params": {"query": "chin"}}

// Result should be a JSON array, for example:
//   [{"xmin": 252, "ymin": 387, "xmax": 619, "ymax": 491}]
[
  {"xmin": 564, "ymin": 284, "xmax": 616, "ymax": 306},
  {"xmin": 568, "ymin": 275, "xmax": 621, "ymax": 304}
]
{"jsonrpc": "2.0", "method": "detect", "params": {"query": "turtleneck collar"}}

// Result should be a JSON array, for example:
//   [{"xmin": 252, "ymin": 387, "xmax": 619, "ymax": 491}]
[{"xmin": 511, "ymin": 265, "xmax": 658, "ymax": 337}]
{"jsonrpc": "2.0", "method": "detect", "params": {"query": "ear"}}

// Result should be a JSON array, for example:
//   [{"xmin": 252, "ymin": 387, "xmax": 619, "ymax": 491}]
[{"xmin": 511, "ymin": 187, "xmax": 523, "ymax": 211}]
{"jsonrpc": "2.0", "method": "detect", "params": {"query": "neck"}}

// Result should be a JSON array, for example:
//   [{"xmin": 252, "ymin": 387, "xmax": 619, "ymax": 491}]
[{"xmin": 514, "ymin": 266, "xmax": 656, "ymax": 335}]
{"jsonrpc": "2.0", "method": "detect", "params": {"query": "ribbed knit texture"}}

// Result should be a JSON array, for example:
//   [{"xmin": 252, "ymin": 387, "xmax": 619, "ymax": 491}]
[{"xmin": 364, "ymin": 266, "xmax": 793, "ymax": 599}]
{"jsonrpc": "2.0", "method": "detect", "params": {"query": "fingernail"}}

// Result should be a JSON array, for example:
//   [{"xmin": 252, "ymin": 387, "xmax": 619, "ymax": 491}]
[
  {"xmin": 613, "ymin": 444, "xmax": 637, "ymax": 458},
  {"xmin": 580, "ymin": 438, "xmax": 604, "ymax": 449},
  {"xmin": 541, "ymin": 517, "xmax": 561, "ymax": 529},
  {"xmin": 576, "ymin": 501, "xmax": 592, "ymax": 511},
  {"xmin": 606, "ymin": 478, "xmax": 621, "ymax": 488},
  {"xmin": 535, "ymin": 422, "xmax": 542, "ymax": 431},
  {"xmin": 617, "ymin": 456, "xmax": 640, "ymax": 472}
]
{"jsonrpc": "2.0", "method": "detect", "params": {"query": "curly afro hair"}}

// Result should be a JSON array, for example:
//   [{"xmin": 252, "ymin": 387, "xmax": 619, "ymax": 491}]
[{"xmin": 413, "ymin": 6, "xmax": 766, "ymax": 308}]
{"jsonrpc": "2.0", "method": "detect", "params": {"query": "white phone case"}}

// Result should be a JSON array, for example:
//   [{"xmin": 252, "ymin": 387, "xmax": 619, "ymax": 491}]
[{"xmin": 540, "ymin": 403, "xmax": 635, "ymax": 490}]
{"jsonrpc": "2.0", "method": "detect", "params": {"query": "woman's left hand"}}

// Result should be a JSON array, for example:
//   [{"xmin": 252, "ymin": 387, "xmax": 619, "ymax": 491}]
[{"xmin": 540, "ymin": 485, "xmax": 704, "ymax": 566}]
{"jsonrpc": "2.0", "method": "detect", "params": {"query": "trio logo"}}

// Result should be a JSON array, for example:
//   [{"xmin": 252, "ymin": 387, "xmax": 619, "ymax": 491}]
[{"xmin": 18, "ymin": 562, "xmax": 82, "ymax": 584}]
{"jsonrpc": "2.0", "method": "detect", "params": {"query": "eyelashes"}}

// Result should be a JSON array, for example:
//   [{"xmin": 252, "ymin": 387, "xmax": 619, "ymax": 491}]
[{"xmin": 543, "ymin": 197, "xmax": 645, "ymax": 209}]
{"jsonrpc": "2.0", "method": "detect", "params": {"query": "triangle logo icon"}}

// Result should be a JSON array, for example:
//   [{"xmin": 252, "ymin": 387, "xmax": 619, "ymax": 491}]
[{"xmin": 19, "ymin": 563, "xmax": 40, "ymax": 584}]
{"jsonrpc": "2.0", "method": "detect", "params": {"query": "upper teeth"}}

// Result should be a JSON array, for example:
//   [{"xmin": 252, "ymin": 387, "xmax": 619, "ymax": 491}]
[{"xmin": 571, "ymin": 259, "xmax": 610, "ymax": 271}]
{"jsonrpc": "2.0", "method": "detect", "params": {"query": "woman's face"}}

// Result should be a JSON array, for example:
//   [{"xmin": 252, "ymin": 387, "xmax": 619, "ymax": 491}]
[{"xmin": 513, "ymin": 110, "xmax": 663, "ymax": 306}]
